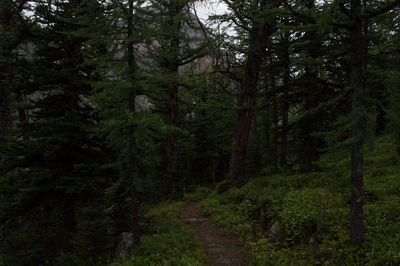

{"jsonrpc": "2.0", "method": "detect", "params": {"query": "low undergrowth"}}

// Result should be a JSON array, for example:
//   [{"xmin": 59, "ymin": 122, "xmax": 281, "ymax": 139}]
[
  {"xmin": 113, "ymin": 197, "xmax": 210, "ymax": 266},
  {"xmin": 200, "ymin": 136, "xmax": 400, "ymax": 265}
]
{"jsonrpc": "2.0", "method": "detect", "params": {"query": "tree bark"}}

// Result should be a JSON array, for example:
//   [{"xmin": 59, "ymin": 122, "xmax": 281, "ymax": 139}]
[
  {"xmin": 349, "ymin": 0, "xmax": 365, "ymax": 246},
  {"xmin": 127, "ymin": 0, "xmax": 140, "ymax": 245},
  {"xmin": 271, "ymin": 68, "xmax": 279, "ymax": 169},
  {"xmin": 228, "ymin": 0, "xmax": 280, "ymax": 180},
  {"xmin": 301, "ymin": 0, "xmax": 321, "ymax": 172},
  {"xmin": 163, "ymin": 1, "xmax": 185, "ymax": 189},
  {"xmin": 279, "ymin": 32, "xmax": 290, "ymax": 168},
  {"xmin": 0, "ymin": 88, "xmax": 12, "ymax": 137},
  {"xmin": 16, "ymin": 91, "xmax": 27, "ymax": 123},
  {"xmin": 228, "ymin": 27, "xmax": 268, "ymax": 180},
  {"xmin": 0, "ymin": 87, "xmax": 12, "ymax": 165},
  {"xmin": 0, "ymin": 1, "xmax": 13, "ymax": 138},
  {"xmin": 166, "ymin": 67, "xmax": 179, "ymax": 178}
]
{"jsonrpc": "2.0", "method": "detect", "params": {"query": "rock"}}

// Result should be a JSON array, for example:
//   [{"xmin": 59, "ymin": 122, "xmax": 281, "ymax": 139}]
[
  {"xmin": 269, "ymin": 220, "xmax": 285, "ymax": 242},
  {"xmin": 308, "ymin": 233, "xmax": 317, "ymax": 245},
  {"xmin": 114, "ymin": 232, "xmax": 134, "ymax": 258},
  {"xmin": 308, "ymin": 231, "xmax": 322, "ymax": 245}
]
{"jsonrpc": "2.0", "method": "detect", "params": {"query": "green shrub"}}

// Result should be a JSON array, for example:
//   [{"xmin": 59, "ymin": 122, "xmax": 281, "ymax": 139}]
[
  {"xmin": 364, "ymin": 198, "xmax": 400, "ymax": 264},
  {"xmin": 199, "ymin": 198, "xmax": 221, "ymax": 217},
  {"xmin": 279, "ymin": 188, "xmax": 345, "ymax": 245},
  {"xmin": 183, "ymin": 186, "xmax": 211, "ymax": 203},
  {"xmin": 112, "ymin": 201, "xmax": 210, "ymax": 266},
  {"xmin": 190, "ymin": 136, "xmax": 400, "ymax": 264}
]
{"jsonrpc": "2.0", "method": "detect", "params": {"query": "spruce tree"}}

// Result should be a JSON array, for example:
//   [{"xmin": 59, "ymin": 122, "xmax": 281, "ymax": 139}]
[
  {"xmin": 1, "ymin": 0, "xmax": 111, "ymax": 263},
  {"xmin": 218, "ymin": 0, "xmax": 282, "ymax": 180},
  {"xmin": 144, "ymin": 0, "xmax": 208, "ymax": 194}
]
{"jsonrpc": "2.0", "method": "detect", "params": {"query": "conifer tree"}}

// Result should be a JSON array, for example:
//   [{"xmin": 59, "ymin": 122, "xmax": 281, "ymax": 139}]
[
  {"xmin": 324, "ymin": 0, "xmax": 400, "ymax": 245},
  {"xmin": 0, "ymin": 0, "xmax": 31, "ymax": 153},
  {"xmin": 384, "ymin": 12, "xmax": 400, "ymax": 153},
  {"xmin": 89, "ymin": 0, "xmax": 151, "ymax": 251},
  {"xmin": 145, "ymin": 0, "xmax": 208, "ymax": 194},
  {"xmin": 220, "ymin": 0, "xmax": 282, "ymax": 180},
  {"xmin": 1, "ymin": 0, "xmax": 111, "ymax": 263}
]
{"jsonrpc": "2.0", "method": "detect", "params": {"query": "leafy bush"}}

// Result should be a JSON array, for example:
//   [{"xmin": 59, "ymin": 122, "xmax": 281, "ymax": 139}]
[
  {"xmin": 183, "ymin": 186, "xmax": 211, "ymax": 203},
  {"xmin": 279, "ymin": 188, "xmax": 344, "ymax": 245},
  {"xmin": 198, "ymin": 135, "xmax": 400, "ymax": 265}
]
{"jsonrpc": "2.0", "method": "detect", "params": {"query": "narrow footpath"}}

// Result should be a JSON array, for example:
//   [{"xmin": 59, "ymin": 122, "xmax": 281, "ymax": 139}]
[{"xmin": 180, "ymin": 202, "xmax": 248, "ymax": 266}]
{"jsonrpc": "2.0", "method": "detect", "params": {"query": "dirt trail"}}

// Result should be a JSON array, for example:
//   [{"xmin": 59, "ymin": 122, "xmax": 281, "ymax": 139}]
[{"xmin": 180, "ymin": 202, "xmax": 248, "ymax": 266}]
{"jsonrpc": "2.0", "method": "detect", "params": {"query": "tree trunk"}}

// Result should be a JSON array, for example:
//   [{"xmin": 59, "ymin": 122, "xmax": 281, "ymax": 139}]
[
  {"xmin": 127, "ymin": 0, "xmax": 140, "ymax": 245},
  {"xmin": 263, "ymin": 71, "xmax": 271, "ymax": 167},
  {"xmin": 349, "ymin": 0, "xmax": 365, "ymax": 246},
  {"xmin": 272, "ymin": 90, "xmax": 279, "ymax": 169},
  {"xmin": 166, "ymin": 68, "xmax": 178, "ymax": 178},
  {"xmin": 0, "ymin": 88, "xmax": 12, "ymax": 165},
  {"xmin": 228, "ymin": 29, "xmax": 267, "ymax": 180},
  {"xmin": 228, "ymin": 0, "xmax": 280, "ymax": 180},
  {"xmin": 280, "ymin": 102, "xmax": 288, "ymax": 167},
  {"xmin": 16, "ymin": 91, "xmax": 27, "ymax": 123},
  {"xmin": 163, "ymin": 1, "xmax": 184, "ymax": 189},
  {"xmin": 252, "ymin": 101, "xmax": 261, "ymax": 171},
  {"xmin": 396, "ymin": 130, "xmax": 400, "ymax": 155},
  {"xmin": 300, "ymin": 0, "xmax": 321, "ymax": 172},
  {"xmin": 0, "ymin": 88, "xmax": 12, "ymax": 137},
  {"xmin": 279, "ymin": 33, "xmax": 290, "ymax": 168}
]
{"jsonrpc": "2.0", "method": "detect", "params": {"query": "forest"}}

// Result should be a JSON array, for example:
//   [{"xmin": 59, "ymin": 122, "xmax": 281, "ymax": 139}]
[{"xmin": 1, "ymin": 0, "xmax": 400, "ymax": 265}]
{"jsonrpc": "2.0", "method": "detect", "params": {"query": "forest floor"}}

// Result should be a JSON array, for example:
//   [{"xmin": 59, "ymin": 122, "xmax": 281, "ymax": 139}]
[{"xmin": 180, "ymin": 202, "xmax": 248, "ymax": 266}]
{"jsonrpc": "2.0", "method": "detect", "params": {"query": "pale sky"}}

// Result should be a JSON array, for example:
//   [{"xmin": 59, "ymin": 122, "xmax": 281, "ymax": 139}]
[
  {"xmin": 193, "ymin": 1, "xmax": 236, "ymax": 36},
  {"xmin": 194, "ymin": 1, "xmax": 229, "ymax": 22}
]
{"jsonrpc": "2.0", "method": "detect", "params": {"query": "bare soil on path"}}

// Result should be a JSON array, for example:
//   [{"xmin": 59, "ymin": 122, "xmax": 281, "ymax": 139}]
[{"xmin": 180, "ymin": 202, "xmax": 248, "ymax": 266}]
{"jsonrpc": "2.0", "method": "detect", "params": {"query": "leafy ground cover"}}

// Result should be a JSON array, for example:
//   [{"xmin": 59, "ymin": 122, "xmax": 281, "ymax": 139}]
[
  {"xmin": 115, "ymin": 136, "xmax": 400, "ymax": 265},
  {"xmin": 200, "ymin": 136, "xmax": 400, "ymax": 265},
  {"xmin": 112, "ymin": 188, "xmax": 211, "ymax": 265}
]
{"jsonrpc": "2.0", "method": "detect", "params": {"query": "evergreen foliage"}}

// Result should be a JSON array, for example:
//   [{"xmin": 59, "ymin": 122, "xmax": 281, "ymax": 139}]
[{"xmin": 1, "ymin": 0, "xmax": 399, "ymax": 264}]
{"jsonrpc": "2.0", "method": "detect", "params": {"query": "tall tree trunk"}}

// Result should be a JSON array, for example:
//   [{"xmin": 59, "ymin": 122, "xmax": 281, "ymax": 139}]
[
  {"xmin": 164, "ymin": 1, "xmax": 184, "ymax": 190},
  {"xmin": 263, "ymin": 60, "xmax": 275, "ymax": 169},
  {"xmin": 280, "ymin": 102, "xmax": 289, "ymax": 167},
  {"xmin": 16, "ymin": 91, "xmax": 27, "ymax": 123},
  {"xmin": 0, "ymin": 88, "xmax": 12, "ymax": 165},
  {"xmin": 264, "ymin": 103, "xmax": 271, "ymax": 165},
  {"xmin": 0, "ymin": 88, "xmax": 12, "ymax": 137},
  {"xmin": 301, "ymin": 0, "xmax": 321, "ymax": 172},
  {"xmin": 228, "ymin": 27, "xmax": 267, "ymax": 180},
  {"xmin": 252, "ymin": 102, "xmax": 261, "ymax": 171},
  {"xmin": 228, "ymin": 0, "xmax": 280, "ymax": 180},
  {"xmin": 166, "ymin": 66, "xmax": 179, "ymax": 180},
  {"xmin": 279, "ymin": 33, "xmax": 290, "ymax": 168},
  {"xmin": 272, "ymin": 88, "xmax": 279, "ymax": 168},
  {"xmin": 127, "ymin": 0, "xmax": 140, "ymax": 245},
  {"xmin": 349, "ymin": 0, "xmax": 365, "ymax": 246},
  {"xmin": 301, "ymin": 92, "xmax": 319, "ymax": 171}
]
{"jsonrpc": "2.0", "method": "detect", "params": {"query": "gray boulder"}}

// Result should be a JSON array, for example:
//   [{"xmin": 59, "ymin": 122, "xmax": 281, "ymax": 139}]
[
  {"xmin": 114, "ymin": 232, "xmax": 134, "ymax": 258},
  {"xmin": 268, "ymin": 220, "xmax": 285, "ymax": 242},
  {"xmin": 308, "ymin": 231, "xmax": 322, "ymax": 245}
]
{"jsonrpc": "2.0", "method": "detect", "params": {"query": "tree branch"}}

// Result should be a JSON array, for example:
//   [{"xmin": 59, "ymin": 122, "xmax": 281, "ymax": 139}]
[{"xmin": 363, "ymin": 0, "xmax": 400, "ymax": 20}]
